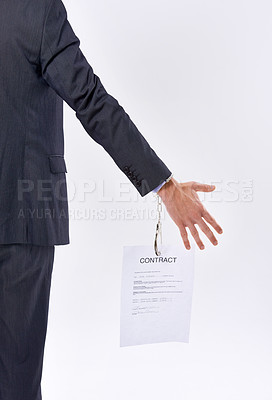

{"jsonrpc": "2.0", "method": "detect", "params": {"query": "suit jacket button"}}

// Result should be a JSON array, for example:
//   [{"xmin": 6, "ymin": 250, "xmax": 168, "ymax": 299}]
[
  {"xmin": 128, "ymin": 171, "xmax": 133, "ymax": 178},
  {"xmin": 132, "ymin": 175, "xmax": 137, "ymax": 181},
  {"xmin": 136, "ymin": 180, "xmax": 141, "ymax": 187},
  {"xmin": 123, "ymin": 166, "xmax": 129, "ymax": 173}
]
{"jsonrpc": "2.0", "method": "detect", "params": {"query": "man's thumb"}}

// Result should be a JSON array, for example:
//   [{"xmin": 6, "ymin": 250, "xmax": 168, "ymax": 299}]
[{"xmin": 193, "ymin": 183, "xmax": 215, "ymax": 192}]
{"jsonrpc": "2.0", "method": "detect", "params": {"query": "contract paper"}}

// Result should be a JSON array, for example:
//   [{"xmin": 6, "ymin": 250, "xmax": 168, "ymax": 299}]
[{"xmin": 120, "ymin": 244, "xmax": 195, "ymax": 347}]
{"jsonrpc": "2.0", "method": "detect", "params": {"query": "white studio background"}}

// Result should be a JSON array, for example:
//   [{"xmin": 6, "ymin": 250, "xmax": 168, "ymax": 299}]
[{"xmin": 42, "ymin": 0, "xmax": 271, "ymax": 399}]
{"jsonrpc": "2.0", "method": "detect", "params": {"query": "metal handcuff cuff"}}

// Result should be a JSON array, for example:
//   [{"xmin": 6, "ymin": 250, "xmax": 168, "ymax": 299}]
[{"xmin": 153, "ymin": 173, "xmax": 173, "ymax": 256}]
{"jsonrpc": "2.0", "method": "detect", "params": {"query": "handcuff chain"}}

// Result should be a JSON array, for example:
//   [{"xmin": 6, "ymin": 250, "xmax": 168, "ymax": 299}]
[
  {"xmin": 153, "ymin": 174, "xmax": 173, "ymax": 256},
  {"xmin": 154, "ymin": 193, "xmax": 162, "ymax": 256}
]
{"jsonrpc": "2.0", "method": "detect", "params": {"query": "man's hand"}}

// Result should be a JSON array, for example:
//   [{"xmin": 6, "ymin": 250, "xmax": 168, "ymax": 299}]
[{"xmin": 157, "ymin": 177, "xmax": 223, "ymax": 250}]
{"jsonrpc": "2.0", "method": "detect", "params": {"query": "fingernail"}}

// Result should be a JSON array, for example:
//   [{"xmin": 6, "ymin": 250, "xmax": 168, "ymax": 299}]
[
  {"xmin": 200, "ymin": 245, "xmax": 205, "ymax": 250},
  {"xmin": 214, "ymin": 240, "xmax": 218, "ymax": 245}
]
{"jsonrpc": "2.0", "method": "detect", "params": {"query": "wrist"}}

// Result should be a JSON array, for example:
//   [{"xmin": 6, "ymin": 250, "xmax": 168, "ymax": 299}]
[{"xmin": 157, "ymin": 177, "xmax": 177, "ymax": 201}]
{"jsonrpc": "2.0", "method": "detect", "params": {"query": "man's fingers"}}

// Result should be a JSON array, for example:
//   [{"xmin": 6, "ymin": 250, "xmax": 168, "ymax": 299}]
[
  {"xmin": 202, "ymin": 210, "xmax": 223, "ymax": 234},
  {"xmin": 198, "ymin": 219, "xmax": 218, "ymax": 246},
  {"xmin": 187, "ymin": 223, "xmax": 205, "ymax": 250},
  {"xmin": 193, "ymin": 182, "xmax": 215, "ymax": 192},
  {"xmin": 179, "ymin": 224, "xmax": 191, "ymax": 250}
]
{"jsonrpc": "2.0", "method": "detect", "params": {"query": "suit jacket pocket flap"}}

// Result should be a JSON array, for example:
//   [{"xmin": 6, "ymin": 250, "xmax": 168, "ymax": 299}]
[{"xmin": 48, "ymin": 155, "xmax": 67, "ymax": 173}]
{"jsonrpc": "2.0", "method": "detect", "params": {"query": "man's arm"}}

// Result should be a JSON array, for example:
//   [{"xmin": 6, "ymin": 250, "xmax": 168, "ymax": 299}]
[
  {"xmin": 39, "ymin": 0, "xmax": 171, "ymax": 197},
  {"xmin": 39, "ymin": 0, "xmax": 223, "ymax": 250}
]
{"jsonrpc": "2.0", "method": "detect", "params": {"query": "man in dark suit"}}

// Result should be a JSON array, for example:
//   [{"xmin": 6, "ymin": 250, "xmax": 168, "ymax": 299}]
[{"xmin": 0, "ymin": 0, "xmax": 223, "ymax": 398}]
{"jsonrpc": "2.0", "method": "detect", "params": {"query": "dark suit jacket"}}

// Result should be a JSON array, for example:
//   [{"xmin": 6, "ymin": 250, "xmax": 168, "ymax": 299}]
[{"xmin": 0, "ymin": 0, "xmax": 172, "ymax": 246}]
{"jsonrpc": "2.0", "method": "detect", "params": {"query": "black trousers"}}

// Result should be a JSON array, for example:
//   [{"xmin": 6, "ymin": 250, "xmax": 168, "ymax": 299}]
[{"xmin": 0, "ymin": 244, "xmax": 55, "ymax": 400}]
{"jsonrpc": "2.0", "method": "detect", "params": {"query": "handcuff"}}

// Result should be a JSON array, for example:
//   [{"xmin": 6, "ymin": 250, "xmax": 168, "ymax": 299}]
[{"xmin": 153, "ymin": 173, "xmax": 173, "ymax": 256}]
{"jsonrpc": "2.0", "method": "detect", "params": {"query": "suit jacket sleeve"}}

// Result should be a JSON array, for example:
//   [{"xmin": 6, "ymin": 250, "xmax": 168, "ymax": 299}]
[{"xmin": 39, "ymin": 0, "xmax": 172, "ymax": 196}]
